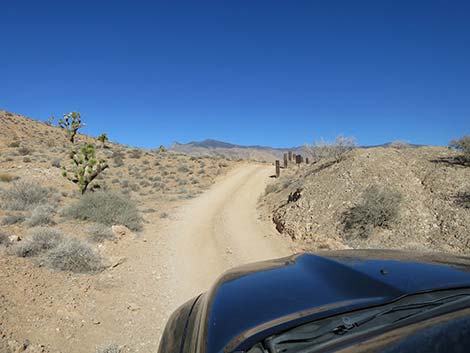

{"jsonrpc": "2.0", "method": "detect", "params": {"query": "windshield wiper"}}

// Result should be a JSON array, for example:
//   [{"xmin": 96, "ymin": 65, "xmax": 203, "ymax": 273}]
[
  {"xmin": 332, "ymin": 293, "xmax": 470, "ymax": 335},
  {"xmin": 266, "ymin": 293, "xmax": 470, "ymax": 353}
]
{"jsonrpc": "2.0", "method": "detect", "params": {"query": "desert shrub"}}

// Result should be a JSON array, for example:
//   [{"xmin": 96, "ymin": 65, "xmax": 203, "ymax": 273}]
[
  {"xmin": 88, "ymin": 223, "xmax": 116, "ymax": 243},
  {"xmin": 138, "ymin": 180, "xmax": 149, "ymax": 187},
  {"xmin": 2, "ymin": 214, "xmax": 25, "ymax": 225},
  {"xmin": 449, "ymin": 135, "xmax": 470, "ymax": 164},
  {"xmin": 341, "ymin": 185, "xmax": 402, "ymax": 239},
  {"xmin": 44, "ymin": 237, "xmax": 103, "ymax": 273},
  {"xmin": 17, "ymin": 146, "xmax": 33, "ymax": 156},
  {"xmin": 455, "ymin": 191, "xmax": 470, "ymax": 209},
  {"xmin": 14, "ymin": 227, "xmax": 64, "ymax": 257},
  {"xmin": 113, "ymin": 156, "xmax": 124, "ymax": 167},
  {"xmin": 128, "ymin": 149, "xmax": 142, "ymax": 159},
  {"xmin": 8, "ymin": 141, "xmax": 20, "ymax": 148},
  {"xmin": 0, "ymin": 181, "xmax": 53, "ymax": 210},
  {"xmin": 160, "ymin": 212, "xmax": 169, "ymax": 219},
  {"xmin": 0, "ymin": 232, "xmax": 10, "ymax": 246},
  {"xmin": 96, "ymin": 344, "xmax": 121, "ymax": 353},
  {"xmin": 265, "ymin": 183, "xmax": 280, "ymax": 195},
  {"xmin": 63, "ymin": 191, "xmax": 142, "ymax": 231},
  {"xmin": 25, "ymin": 204, "xmax": 56, "ymax": 227},
  {"xmin": 51, "ymin": 159, "xmax": 61, "ymax": 168},
  {"xmin": 130, "ymin": 183, "xmax": 140, "ymax": 192},
  {"xmin": 306, "ymin": 135, "xmax": 357, "ymax": 163},
  {"xmin": 23, "ymin": 156, "xmax": 32, "ymax": 163},
  {"xmin": 177, "ymin": 165, "xmax": 190, "ymax": 173},
  {"xmin": 0, "ymin": 173, "xmax": 13, "ymax": 182}
]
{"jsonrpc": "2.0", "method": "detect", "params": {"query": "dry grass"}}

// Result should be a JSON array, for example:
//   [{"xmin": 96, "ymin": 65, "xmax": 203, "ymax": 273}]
[
  {"xmin": 63, "ymin": 191, "xmax": 142, "ymax": 231},
  {"xmin": 96, "ymin": 344, "xmax": 121, "ymax": 353},
  {"xmin": 0, "ymin": 181, "xmax": 53, "ymax": 210},
  {"xmin": 341, "ymin": 185, "xmax": 402, "ymax": 239},
  {"xmin": 43, "ymin": 237, "xmax": 103, "ymax": 273},
  {"xmin": 0, "ymin": 173, "xmax": 13, "ymax": 182},
  {"xmin": 88, "ymin": 223, "xmax": 116, "ymax": 243},
  {"xmin": 14, "ymin": 227, "xmax": 64, "ymax": 257}
]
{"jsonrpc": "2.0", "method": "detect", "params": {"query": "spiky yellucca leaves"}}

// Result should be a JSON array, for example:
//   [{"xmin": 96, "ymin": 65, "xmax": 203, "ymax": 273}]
[
  {"xmin": 62, "ymin": 143, "xmax": 108, "ymax": 194},
  {"xmin": 58, "ymin": 111, "xmax": 85, "ymax": 143},
  {"xmin": 97, "ymin": 133, "xmax": 109, "ymax": 148}
]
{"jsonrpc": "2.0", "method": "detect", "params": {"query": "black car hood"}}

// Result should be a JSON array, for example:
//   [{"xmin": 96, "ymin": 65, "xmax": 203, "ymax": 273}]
[{"xmin": 201, "ymin": 250, "xmax": 470, "ymax": 353}]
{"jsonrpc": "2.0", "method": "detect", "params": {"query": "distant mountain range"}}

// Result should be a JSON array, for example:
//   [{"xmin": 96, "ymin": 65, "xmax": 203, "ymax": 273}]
[
  {"xmin": 169, "ymin": 139, "xmax": 306, "ymax": 162},
  {"xmin": 168, "ymin": 139, "xmax": 424, "ymax": 162}
]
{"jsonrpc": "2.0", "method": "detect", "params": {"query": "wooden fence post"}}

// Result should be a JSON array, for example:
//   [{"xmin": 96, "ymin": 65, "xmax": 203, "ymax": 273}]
[
  {"xmin": 275, "ymin": 160, "xmax": 280, "ymax": 178},
  {"xmin": 305, "ymin": 157, "xmax": 309, "ymax": 164},
  {"xmin": 283, "ymin": 153, "xmax": 288, "ymax": 168},
  {"xmin": 295, "ymin": 155, "xmax": 301, "ymax": 168},
  {"xmin": 288, "ymin": 151, "xmax": 292, "ymax": 161}
]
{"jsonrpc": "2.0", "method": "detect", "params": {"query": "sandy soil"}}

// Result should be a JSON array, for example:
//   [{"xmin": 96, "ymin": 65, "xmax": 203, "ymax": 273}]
[
  {"xmin": 1, "ymin": 163, "xmax": 292, "ymax": 353},
  {"xmin": 160, "ymin": 164, "xmax": 292, "ymax": 313}
]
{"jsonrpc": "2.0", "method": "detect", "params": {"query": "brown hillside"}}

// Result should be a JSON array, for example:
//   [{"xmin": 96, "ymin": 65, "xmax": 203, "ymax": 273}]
[
  {"xmin": 0, "ymin": 110, "xmax": 237, "ymax": 353},
  {"xmin": 259, "ymin": 146, "xmax": 470, "ymax": 254}
]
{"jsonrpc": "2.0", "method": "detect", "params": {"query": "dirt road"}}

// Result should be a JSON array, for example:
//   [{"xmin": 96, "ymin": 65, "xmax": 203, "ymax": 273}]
[
  {"xmin": 160, "ymin": 163, "xmax": 292, "ymax": 319},
  {"xmin": 0, "ymin": 164, "xmax": 291, "ymax": 353}
]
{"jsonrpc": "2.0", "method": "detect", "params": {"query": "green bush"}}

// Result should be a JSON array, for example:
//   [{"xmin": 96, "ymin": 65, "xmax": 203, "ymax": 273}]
[
  {"xmin": 341, "ymin": 185, "xmax": 402, "ymax": 239},
  {"xmin": 14, "ymin": 227, "xmax": 64, "ymax": 257},
  {"xmin": 0, "ymin": 181, "xmax": 53, "ymax": 210},
  {"xmin": 63, "ymin": 191, "xmax": 142, "ymax": 231},
  {"xmin": 43, "ymin": 238, "xmax": 103, "ymax": 273}
]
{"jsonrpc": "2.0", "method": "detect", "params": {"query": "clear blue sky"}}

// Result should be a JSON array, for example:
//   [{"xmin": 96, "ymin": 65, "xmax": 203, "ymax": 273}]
[{"xmin": 1, "ymin": 0, "xmax": 469, "ymax": 148}]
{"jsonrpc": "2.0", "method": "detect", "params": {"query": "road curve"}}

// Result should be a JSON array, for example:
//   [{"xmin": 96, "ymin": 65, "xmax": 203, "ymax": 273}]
[{"xmin": 163, "ymin": 163, "xmax": 292, "ymax": 310}]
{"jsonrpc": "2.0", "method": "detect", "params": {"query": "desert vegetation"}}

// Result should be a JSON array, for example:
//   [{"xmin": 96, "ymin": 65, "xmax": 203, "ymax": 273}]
[
  {"xmin": 261, "ymin": 142, "xmax": 470, "ymax": 253},
  {"xmin": 305, "ymin": 135, "xmax": 356, "ymax": 163},
  {"xmin": 0, "ymin": 109, "xmax": 237, "ymax": 353},
  {"xmin": 63, "ymin": 191, "xmax": 142, "ymax": 231},
  {"xmin": 449, "ymin": 135, "xmax": 470, "ymax": 164},
  {"xmin": 341, "ymin": 186, "xmax": 402, "ymax": 239}
]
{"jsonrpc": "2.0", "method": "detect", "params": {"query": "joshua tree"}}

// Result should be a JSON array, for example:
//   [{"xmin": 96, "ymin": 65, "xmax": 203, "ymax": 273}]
[
  {"xmin": 58, "ymin": 111, "xmax": 85, "ymax": 143},
  {"xmin": 158, "ymin": 145, "xmax": 166, "ymax": 152},
  {"xmin": 62, "ymin": 143, "xmax": 108, "ymax": 194},
  {"xmin": 97, "ymin": 133, "xmax": 109, "ymax": 148}
]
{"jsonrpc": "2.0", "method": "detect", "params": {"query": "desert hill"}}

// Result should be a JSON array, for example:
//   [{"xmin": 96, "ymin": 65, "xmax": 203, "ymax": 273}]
[
  {"xmin": 0, "ymin": 109, "xmax": 237, "ymax": 353},
  {"xmin": 260, "ymin": 145, "xmax": 470, "ymax": 254}
]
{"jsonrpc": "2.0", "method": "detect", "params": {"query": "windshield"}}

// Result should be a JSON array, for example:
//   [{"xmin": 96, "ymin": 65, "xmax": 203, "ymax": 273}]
[{"xmin": 248, "ymin": 289, "xmax": 470, "ymax": 353}]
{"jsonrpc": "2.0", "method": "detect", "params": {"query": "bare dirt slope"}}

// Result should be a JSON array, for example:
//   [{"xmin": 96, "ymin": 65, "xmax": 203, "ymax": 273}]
[
  {"xmin": 260, "ymin": 146, "xmax": 470, "ymax": 254},
  {"xmin": 160, "ymin": 164, "xmax": 292, "ymax": 316}
]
